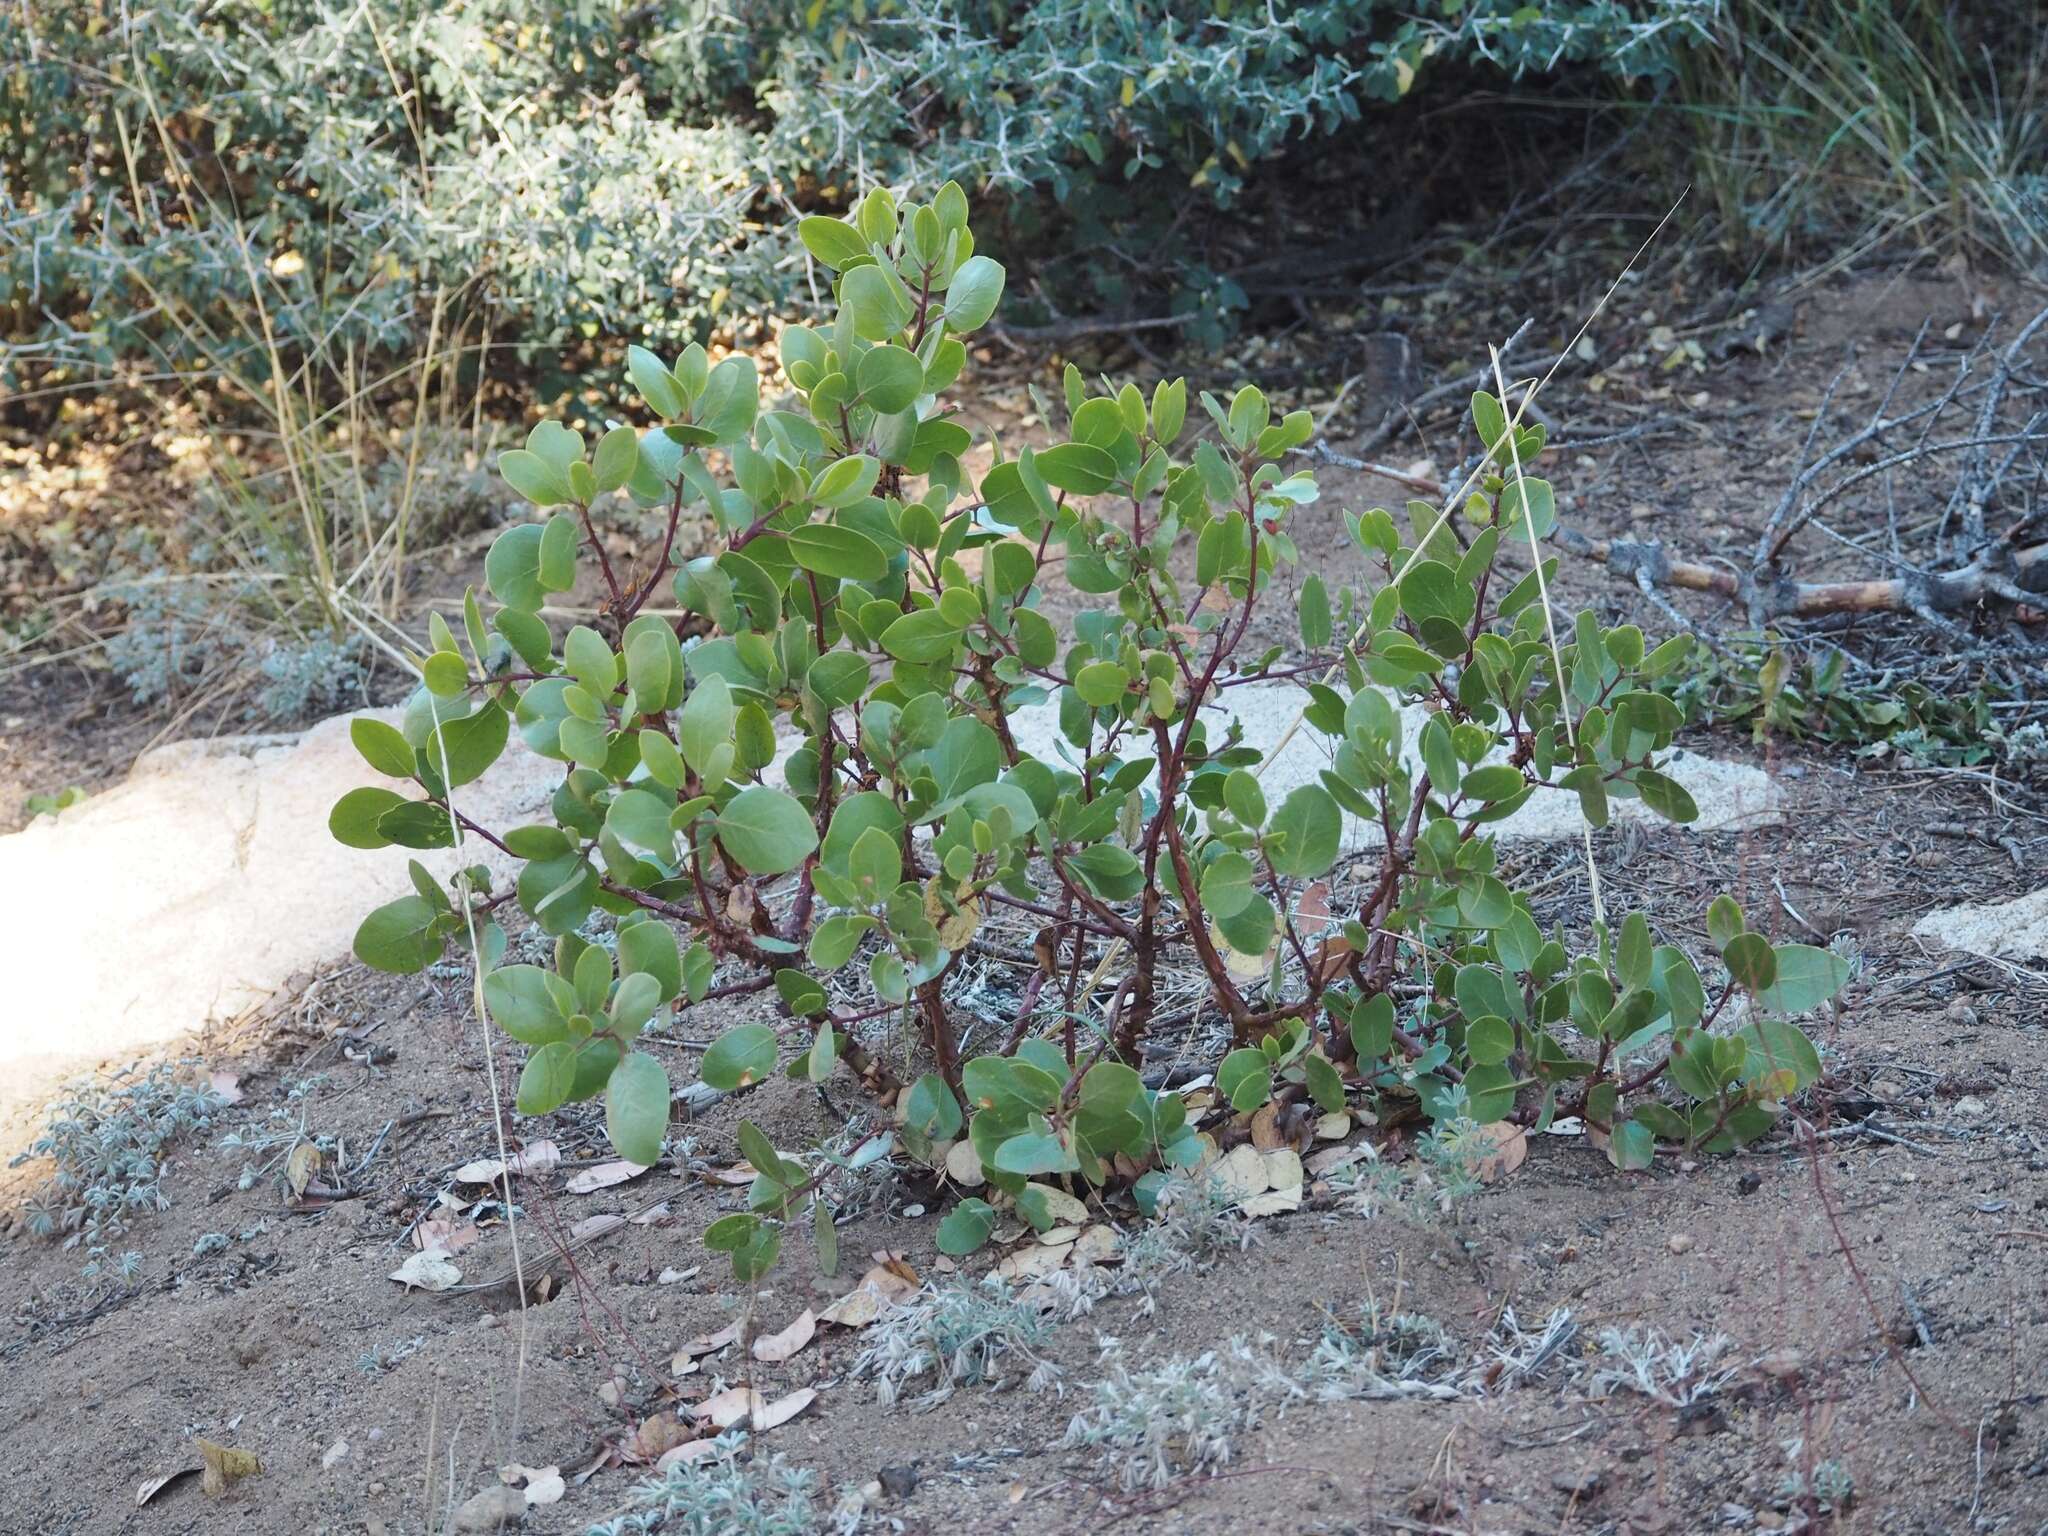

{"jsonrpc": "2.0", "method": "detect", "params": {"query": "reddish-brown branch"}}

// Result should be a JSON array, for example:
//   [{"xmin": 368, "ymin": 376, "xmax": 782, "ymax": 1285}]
[{"xmin": 578, "ymin": 503, "xmax": 628, "ymax": 624}]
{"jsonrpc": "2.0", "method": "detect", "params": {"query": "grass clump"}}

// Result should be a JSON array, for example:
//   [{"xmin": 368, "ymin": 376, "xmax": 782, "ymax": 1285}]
[{"xmin": 1677, "ymin": 0, "xmax": 2046, "ymax": 276}]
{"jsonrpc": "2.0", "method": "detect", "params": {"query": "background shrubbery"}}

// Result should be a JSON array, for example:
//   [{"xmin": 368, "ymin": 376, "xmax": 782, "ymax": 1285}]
[
  {"xmin": 0, "ymin": 0, "xmax": 1803, "ymax": 394},
  {"xmin": 10, "ymin": 0, "xmax": 2040, "ymax": 401}
]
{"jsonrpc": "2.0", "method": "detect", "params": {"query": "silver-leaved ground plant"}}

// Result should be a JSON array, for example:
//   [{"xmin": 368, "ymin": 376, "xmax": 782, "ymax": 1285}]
[{"xmin": 333, "ymin": 185, "xmax": 1847, "ymax": 1277}]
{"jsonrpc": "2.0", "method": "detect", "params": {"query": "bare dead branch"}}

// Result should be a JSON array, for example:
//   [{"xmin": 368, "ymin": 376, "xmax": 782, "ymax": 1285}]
[{"xmin": 1553, "ymin": 526, "xmax": 2048, "ymax": 623}]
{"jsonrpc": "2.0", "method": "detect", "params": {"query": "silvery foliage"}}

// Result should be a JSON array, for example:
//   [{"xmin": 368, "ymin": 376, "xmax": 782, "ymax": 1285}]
[
  {"xmin": 855, "ymin": 1273, "xmax": 1092, "ymax": 1408},
  {"xmin": 585, "ymin": 1434, "xmax": 823, "ymax": 1536},
  {"xmin": 11, "ymin": 1061, "xmax": 225, "ymax": 1280},
  {"xmin": 1590, "ymin": 1325, "xmax": 1738, "ymax": 1406},
  {"xmin": 1064, "ymin": 1301, "xmax": 1578, "ymax": 1491}
]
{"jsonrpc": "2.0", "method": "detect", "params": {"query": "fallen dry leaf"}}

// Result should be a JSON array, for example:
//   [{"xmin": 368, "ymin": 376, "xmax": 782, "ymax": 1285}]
[
  {"xmin": 1238, "ymin": 1148, "xmax": 1303, "ymax": 1217},
  {"xmin": 1213, "ymin": 920, "xmax": 1277, "ymax": 979},
  {"xmin": 621, "ymin": 1412, "xmax": 693, "ymax": 1464},
  {"xmin": 818, "ymin": 1263, "xmax": 919, "ymax": 1328},
  {"xmin": 756, "ymin": 1387, "xmax": 817, "ymax": 1430},
  {"xmin": 672, "ymin": 1319, "xmax": 742, "ymax": 1373},
  {"xmin": 497, "ymin": 1464, "xmax": 565, "ymax": 1507},
  {"xmin": 751, "ymin": 1308, "xmax": 817, "ymax": 1363},
  {"xmin": 1262, "ymin": 1148, "xmax": 1303, "ymax": 1189},
  {"xmin": 1306, "ymin": 1142, "xmax": 1371, "ymax": 1177},
  {"xmin": 207, "ymin": 1071, "xmax": 244, "ymax": 1105},
  {"xmin": 694, "ymin": 1386, "xmax": 765, "ymax": 1430},
  {"xmin": 137, "ymin": 1468, "xmax": 199, "ymax": 1507},
  {"xmin": 1025, "ymin": 1182, "xmax": 1088, "ymax": 1224},
  {"xmin": 284, "ymin": 1143, "xmax": 319, "ymax": 1199},
  {"xmin": 1071, "ymin": 1224, "xmax": 1119, "ymax": 1266},
  {"xmin": 196, "ymin": 1438, "xmax": 260, "ymax": 1496},
  {"xmin": 1472, "ymin": 1122, "xmax": 1528, "ymax": 1184},
  {"xmin": 1295, "ymin": 880, "xmax": 1336, "ymax": 936},
  {"xmin": 702, "ymin": 1161, "xmax": 758, "ymax": 1187},
  {"xmin": 943, "ymin": 1138, "xmax": 984, "ymax": 1187},
  {"xmin": 454, "ymin": 1140, "xmax": 562, "ymax": 1183},
  {"xmin": 1313, "ymin": 1111, "xmax": 1351, "ymax": 1141},
  {"xmin": 1296, "ymin": 881, "xmax": 1356, "ymax": 982},
  {"xmin": 816, "ymin": 1289, "xmax": 884, "ymax": 1329},
  {"xmin": 389, "ymin": 1251, "xmax": 463, "ymax": 1292},
  {"xmin": 1249, "ymin": 1101, "xmax": 1286, "ymax": 1150},
  {"xmin": 413, "ymin": 1216, "xmax": 481, "ymax": 1254},
  {"xmin": 1239, "ymin": 1183, "xmax": 1303, "ymax": 1218},
  {"xmin": 1212, "ymin": 1143, "xmax": 1270, "ymax": 1201},
  {"xmin": 567, "ymin": 1160, "xmax": 651, "ymax": 1194},
  {"xmin": 655, "ymin": 1440, "xmax": 722, "ymax": 1472},
  {"xmin": 873, "ymin": 1251, "xmax": 919, "ymax": 1285},
  {"xmin": 569, "ymin": 1212, "xmax": 627, "ymax": 1242},
  {"xmin": 996, "ymin": 1240, "xmax": 1074, "ymax": 1280}
]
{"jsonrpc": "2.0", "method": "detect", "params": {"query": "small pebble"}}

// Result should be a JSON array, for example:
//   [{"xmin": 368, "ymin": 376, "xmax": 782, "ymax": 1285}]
[
  {"xmin": 451, "ymin": 1485, "xmax": 526, "ymax": 1531},
  {"xmin": 1668, "ymin": 1233, "xmax": 1695, "ymax": 1255},
  {"xmin": 1953, "ymin": 1096, "xmax": 1988, "ymax": 1118},
  {"xmin": 1551, "ymin": 1468, "xmax": 1604, "ymax": 1498},
  {"xmin": 879, "ymin": 1464, "xmax": 919, "ymax": 1499},
  {"xmin": 1755, "ymin": 1347, "xmax": 1807, "ymax": 1382}
]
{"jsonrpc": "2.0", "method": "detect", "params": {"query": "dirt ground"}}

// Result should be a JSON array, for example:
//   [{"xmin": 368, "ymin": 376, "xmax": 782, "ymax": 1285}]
[{"xmin": 4, "ymin": 266, "xmax": 2047, "ymax": 1536}]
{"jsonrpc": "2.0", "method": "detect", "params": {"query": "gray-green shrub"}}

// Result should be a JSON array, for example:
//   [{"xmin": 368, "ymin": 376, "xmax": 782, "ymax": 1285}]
[{"xmin": 3, "ymin": 0, "xmax": 1715, "ymax": 385}]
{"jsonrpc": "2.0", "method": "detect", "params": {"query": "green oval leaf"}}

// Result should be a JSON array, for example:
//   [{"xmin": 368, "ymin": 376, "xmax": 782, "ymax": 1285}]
[
  {"xmin": 715, "ymin": 786, "xmax": 819, "ymax": 876},
  {"xmin": 701, "ymin": 1023, "xmax": 778, "ymax": 1091},
  {"xmin": 353, "ymin": 895, "xmax": 445, "ymax": 974},
  {"xmin": 1216, "ymin": 1047, "xmax": 1270, "ymax": 1112},
  {"xmin": 350, "ymin": 718, "xmax": 417, "ymax": 779},
  {"xmin": 936, "ymin": 1197, "xmax": 996, "ymax": 1255},
  {"xmin": 789, "ymin": 522, "xmax": 889, "ymax": 582},
  {"xmin": 943, "ymin": 255, "xmax": 1005, "ymax": 332},
  {"xmin": 798, "ymin": 215, "xmax": 870, "ymax": 270},
  {"xmin": 516, "ymin": 1041, "xmax": 579, "ymax": 1115},
  {"xmin": 605, "ymin": 1050, "xmax": 671, "ymax": 1165},
  {"xmin": 329, "ymin": 786, "xmax": 407, "ymax": 849},
  {"xmin": 856, "ymin": 344, "xmax": 925, "ymax": 414}
]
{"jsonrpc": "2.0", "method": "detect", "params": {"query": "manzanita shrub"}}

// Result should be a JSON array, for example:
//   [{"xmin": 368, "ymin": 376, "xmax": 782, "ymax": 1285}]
[{"xmin": 334, "ymin": 186, "xmax": 1849, "ymax": 1278}]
